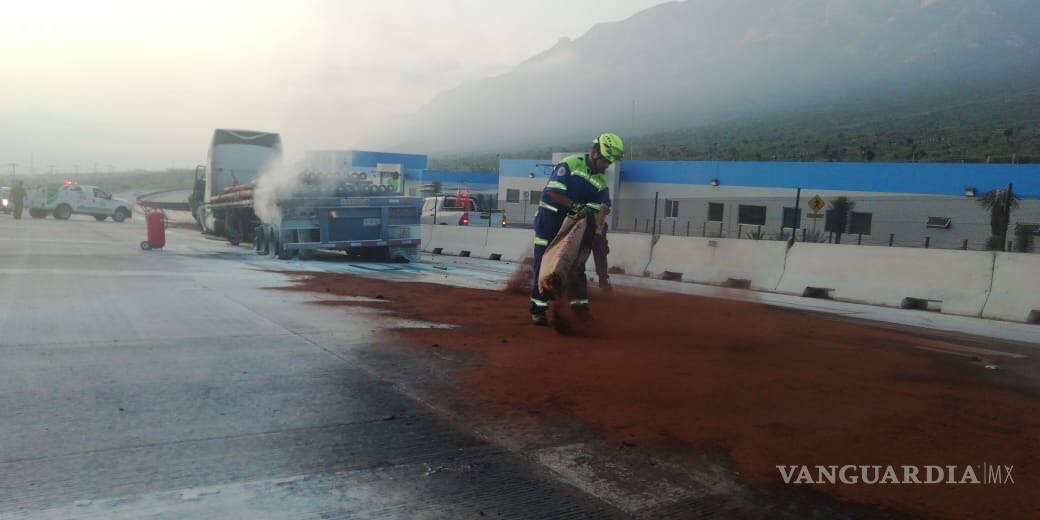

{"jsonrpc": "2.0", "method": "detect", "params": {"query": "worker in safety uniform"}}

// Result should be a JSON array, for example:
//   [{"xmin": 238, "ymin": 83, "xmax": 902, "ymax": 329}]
[
  {"xmin": 10, "ymin": 181, "xmax": 27, "ymax": 220},
  {"xmin": 530, "ymin": 133, "xmax": 623, "ymax": 326},
  {"xmin": 591, "ymin": 190, "xmax": 612, "ymax": 292}
]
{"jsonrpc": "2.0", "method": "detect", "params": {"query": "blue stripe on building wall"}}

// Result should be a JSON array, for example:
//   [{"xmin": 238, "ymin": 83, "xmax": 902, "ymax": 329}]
[
  {"xmin": 500, "ymin": 160, "xmax": 557, "ymax": 179},
  {"xmin": 410, "ymin": 169, "xmax": 498, "ymax": 190},
  {"xmin": 350, "ymin": 150, "xmax": 428, "ymax": 170},
  {"xmin": 620, "ymin": 161, "xmax": 1040, "ymax": 197}
]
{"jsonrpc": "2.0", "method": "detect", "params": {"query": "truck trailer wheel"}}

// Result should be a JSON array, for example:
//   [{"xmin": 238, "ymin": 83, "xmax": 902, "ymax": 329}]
[
  {"xmin": 254, "ymin": 226, "xmax": 265, "ymax": 254},
  {"xmin": 264, "ymin": 226, "xmax": 276, "ymax": 256},
  {"xmin": 275, "ymin": 239, "xmax": 294, "ymax": 260},
  {"xmin": 53, "ymin": 204, "xmax": 72, "ymax": 220}
]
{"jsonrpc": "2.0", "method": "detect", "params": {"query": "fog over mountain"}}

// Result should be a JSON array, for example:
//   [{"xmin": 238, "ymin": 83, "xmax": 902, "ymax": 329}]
[{"xmin": 382, "ymin": 0, "xmax": 1040, "ymax": 153}]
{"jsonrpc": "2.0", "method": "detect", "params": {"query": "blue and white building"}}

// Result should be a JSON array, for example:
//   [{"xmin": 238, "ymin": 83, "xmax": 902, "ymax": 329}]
[{"xmin": 499, "ymin": 159, "xmax": 1040, "ymax": 251}]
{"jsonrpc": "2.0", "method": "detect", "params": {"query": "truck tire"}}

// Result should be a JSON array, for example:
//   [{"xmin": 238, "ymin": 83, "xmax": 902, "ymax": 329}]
[
  {"xmin": 372, "ymin": 246, "xmax": 392, "ymax": 262},
  {"xmin": 29, "ymin": 209, "xmax": 47, "ymax": 219},
  {"xmin": 113, "ymin": 208, "xmax": 130, "ymax": 222},
  {"xmin": 53, "ymin": 204, "xmax": 72, "ymax": 220},
  {"xmin": 94, "ymin": 215, "xmax": 107, "ymax": 221},
  {"xmin": 254, "ymin": 226, "xmax": 264, "ymax": 254},
  {"xmin": 264, "ymin": 226, "xmax": 276, "ymax": 256},
  {"xmin": 275, "ymin": 238, "xmax": 294, "ymax": 260},
  {"xmin": 226, "ymin": 213, "xmax": 242, "ymax": 246}
]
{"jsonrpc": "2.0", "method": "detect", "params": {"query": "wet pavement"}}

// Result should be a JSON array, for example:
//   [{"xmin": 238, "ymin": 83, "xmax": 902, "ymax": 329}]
[
  {"xmin": 0, "ymin": 214, "xmax": 627, "ymax": 519},
  {"xmin": 3, "ymin": 211, "xmax": 1035, "ymax": 519}
]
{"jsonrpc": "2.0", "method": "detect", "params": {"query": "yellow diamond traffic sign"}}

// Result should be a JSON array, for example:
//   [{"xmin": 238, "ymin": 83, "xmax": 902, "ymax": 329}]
[{"xmin": 807, "ymin": 194, "xmax": 825, "ymax": 213}]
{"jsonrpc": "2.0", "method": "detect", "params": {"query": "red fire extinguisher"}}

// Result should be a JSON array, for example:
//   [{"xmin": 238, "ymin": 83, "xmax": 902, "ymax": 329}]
[{"xmin": 140, "ymin": 210, "xmax": 167, "ymax": 250}]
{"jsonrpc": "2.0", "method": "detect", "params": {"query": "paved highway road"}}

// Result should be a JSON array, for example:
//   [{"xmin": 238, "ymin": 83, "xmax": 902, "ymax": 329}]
[{"xmin": 0, "ymin": 214, "xmax": 627, "ymax": 519}]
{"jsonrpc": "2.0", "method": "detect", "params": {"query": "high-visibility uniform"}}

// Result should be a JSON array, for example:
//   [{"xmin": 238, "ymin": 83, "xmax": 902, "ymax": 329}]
[
  {"xmin": 530, "ymin": 154, "xmax": 611, "ymax": 314},
  {"xmin": 10, "ymin": 184, "xmax": 26, "ymax": 220}
]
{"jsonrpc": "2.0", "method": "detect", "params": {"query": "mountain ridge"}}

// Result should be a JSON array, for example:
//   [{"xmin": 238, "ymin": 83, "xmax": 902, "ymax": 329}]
[{"xmin": 381, "ymin": 0, "xmax": 1039, "ymax": 154}]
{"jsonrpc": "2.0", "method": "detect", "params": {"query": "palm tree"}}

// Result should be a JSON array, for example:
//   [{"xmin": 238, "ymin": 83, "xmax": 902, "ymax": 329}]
[
  {"xmin": 827, "ymin": 196, "xmax": 855, "ymax": 244},
  {"xmin": 978, "ymin": 188, "xmax": 1019, "ymax": 251}
]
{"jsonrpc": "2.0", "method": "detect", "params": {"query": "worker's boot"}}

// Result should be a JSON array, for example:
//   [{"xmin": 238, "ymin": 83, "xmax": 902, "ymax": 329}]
[
  {"xmin": 531, "ymin": 312, "xmax": 549, "ymax": 327},
  {"xmin": 598, "ymin": 279, "xmax": 613, "ymax": 294},
  {"xmin": 572, "ymin": 305, "xmax": 590, "ymax": 320}
]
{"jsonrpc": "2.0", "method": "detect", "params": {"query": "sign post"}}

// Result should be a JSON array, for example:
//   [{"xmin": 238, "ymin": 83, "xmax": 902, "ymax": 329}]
[{"xmin": 807, "ymin": 195, "xmax": 825, "ymax": 234}]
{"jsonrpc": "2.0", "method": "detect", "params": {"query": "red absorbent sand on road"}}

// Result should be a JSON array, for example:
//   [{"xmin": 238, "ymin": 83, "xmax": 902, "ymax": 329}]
[{"xmin": 282, "ymin": 271, "xmax": 1040, "ymax": 519}]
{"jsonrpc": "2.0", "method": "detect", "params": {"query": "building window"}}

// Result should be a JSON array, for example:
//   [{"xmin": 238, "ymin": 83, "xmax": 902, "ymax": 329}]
[
  {"xmin": 782, "ymin": 207, "xmax": 802, "ymax": 229},
  {"xmin": 506, "ymin": 189, "xmax": 520, "ymax": 203},
  {"xmin": 849, "ymin": 212, "xmax": 873, "ymax": 235},
  {"xmin": 738, "ymin": 204, "xmax": 767, "ymax": 226},
  {"xmin": 707, "ymin": 202, "xmax": 724, "ymax": 222},
  {"xmin": 529, "ymin": 191, "xmax": 540, "ymax": 204},
  {"xmin": 664, "ymin": 199, "xmax": 679, "ymax": 218},
  {"xmin": 926, "ymin": 216, "xmax": 952, "ymax": 229},
  {"xmin": 824, "ymin": 210, "xmax": 841, "ymax": 232}
]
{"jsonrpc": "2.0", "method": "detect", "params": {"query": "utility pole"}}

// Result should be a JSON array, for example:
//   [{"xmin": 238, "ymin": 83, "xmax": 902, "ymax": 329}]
[
  {"xmin": 1001, "ymin": 183, "xmax": 1014, "ymax": 251},
  {"xmin": 790, "ymin": 187, "xmax": 801, "ymax": 247},
  {"xmin": 630, "ymin": 98, "xmax": 636, "ymax": 160}
]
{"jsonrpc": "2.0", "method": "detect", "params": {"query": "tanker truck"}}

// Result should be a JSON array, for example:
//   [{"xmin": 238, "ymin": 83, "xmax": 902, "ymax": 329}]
[
  {"xmin": 190, "ymin": 129, "xmax": 421, "ymax": 262},
  {"xmin": 189, "ymin": 128, "xmax": 281, "ymax": 243}
]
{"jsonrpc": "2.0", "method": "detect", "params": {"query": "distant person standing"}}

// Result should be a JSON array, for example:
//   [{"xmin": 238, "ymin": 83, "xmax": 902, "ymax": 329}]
[
  {"xmin": 10, "ymin": 181, "xmax": 27, "ymax": 220},
  {"xmin": 591, "ymin": 190, "xmax": 612, "ymax": 292}
]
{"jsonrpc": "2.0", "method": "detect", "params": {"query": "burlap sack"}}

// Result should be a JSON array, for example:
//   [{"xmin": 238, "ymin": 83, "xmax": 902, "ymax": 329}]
[{"xmin": 538, "ymin": 212, "xmax": 606, "ymax": 298}]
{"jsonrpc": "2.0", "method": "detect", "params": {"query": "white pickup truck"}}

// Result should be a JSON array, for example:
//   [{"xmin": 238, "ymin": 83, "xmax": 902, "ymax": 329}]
[
  {"xmin": 421, "ymin": 196, "xmax": 505, "ymax": 227},
  {"xmin": 28, "ymin": 184, "xmax": 133, "ymax": 222}
]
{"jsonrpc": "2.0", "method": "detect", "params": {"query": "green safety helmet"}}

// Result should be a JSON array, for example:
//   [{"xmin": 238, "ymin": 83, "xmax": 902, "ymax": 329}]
[{"xmin": 594, "ymin": 132, "xmax": 624, "ymax": 163}]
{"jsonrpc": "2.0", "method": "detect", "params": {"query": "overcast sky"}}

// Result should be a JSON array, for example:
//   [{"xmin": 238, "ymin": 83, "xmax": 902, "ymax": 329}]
[{"xmin": 0, "ymin": 0, "xmax": 667, "ymax": 173}]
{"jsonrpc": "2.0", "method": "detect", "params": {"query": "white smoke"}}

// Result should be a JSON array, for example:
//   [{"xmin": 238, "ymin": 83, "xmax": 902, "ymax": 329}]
[
  {"xmin": 253, "ymin": 162, "xmax": 388, "ymax": 225},
  {"xmin": 253, "ymin": 163, "xmax": 301, "ymax": 226}
]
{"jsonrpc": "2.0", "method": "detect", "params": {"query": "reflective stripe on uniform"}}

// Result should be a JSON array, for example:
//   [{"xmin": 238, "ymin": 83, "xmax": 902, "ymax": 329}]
[
  {"xmin": 585, "ymin": 202, "xmax": 603, "ymax": 211},
  {"xmin": 533, "ymin": 237, "xmax": 549, "ymax": 246},
  {"xmin": 569, "ymin": 299, "xmax": 589, "ymax": 305},
  {"xmin": 572, "ymin": 171, "xmax": 606, "ymax": 191},
  {"xmin": 546, "ymin": 181, "xmax": 567, "ymax": 191},
  {"xmin": 539, "ymin": 201, "xmax": 558, "ymax": 212},
  {"xmin": 531, "ymin": 298, "xmax": 549, "ymax": 307}
]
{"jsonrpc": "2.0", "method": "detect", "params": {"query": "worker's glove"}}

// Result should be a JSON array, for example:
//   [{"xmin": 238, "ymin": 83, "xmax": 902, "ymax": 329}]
[{"xmin": 568, "ymin": 203, "xmax": 599, "ymax": 218}]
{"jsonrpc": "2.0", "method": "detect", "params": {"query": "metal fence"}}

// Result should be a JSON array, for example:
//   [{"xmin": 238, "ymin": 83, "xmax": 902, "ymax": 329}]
[{"xmin": 550, "ymin": 193, "xmax": 1040, "ymax": 253}]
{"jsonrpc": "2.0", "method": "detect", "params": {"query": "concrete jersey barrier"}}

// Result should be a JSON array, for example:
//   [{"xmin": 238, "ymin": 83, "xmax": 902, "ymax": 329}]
[
  {"xmin": 583, "ymin": 231, "xmax": 653, "ymax": 277},
  {"xmin": 421, "ymin": 224, "xmax": 652, "ymax": 274},
  {"xmin": 645, "ymin": 235, "xmax": 788, "ymax": 290},
  {"xmin": 422, "ymin": 225, "xmax": 1040, "ymax": 325},
  {"xmin": 982, "ymin": 252, "xmax": 1040, "ymax": 323},
  {"xmin": 776, "ymin": 243, "xmax": 994, "ymax": 316},
  {"xmin": 421, "ymin": 224, "xmax": 533, "ymax": 262}
]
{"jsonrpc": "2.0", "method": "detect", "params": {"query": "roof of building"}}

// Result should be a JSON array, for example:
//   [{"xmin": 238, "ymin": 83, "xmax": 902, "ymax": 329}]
[{"xmin": 501, "ymin": 159, "xmax": 1040, "ymax": 197}]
